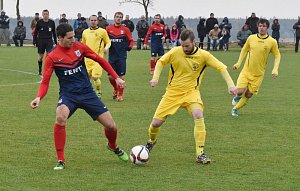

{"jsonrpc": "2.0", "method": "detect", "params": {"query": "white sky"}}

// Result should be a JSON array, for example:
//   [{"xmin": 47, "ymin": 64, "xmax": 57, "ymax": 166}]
[{"xmin": 3, "ymin": 0, "xmax": 300, "ymax": 19}]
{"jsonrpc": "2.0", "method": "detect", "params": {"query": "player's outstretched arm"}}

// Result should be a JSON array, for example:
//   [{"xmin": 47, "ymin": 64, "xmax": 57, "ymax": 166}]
[
  {"xmin": 30, "ymin": 97, "xmax": 41, "ymax": 109},
  {"xmin": 221, "ymin": 70, "xmax": 237, "ymax": 96}
]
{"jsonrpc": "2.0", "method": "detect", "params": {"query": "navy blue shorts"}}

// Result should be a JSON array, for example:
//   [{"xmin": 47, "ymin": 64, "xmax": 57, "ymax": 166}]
[
  {"xmin": 108, "ymin": 59, "xmax": 126, "ymax": 76},
  {"xmin": 37, "ymin": 39, "xmax": 54, "ymax": 54},
  {"xmin": 151, "ymin": 44, "xmax": 164, "ymax": 57},
  {"xmin": 57, "ymin": 91, "xmax": 108, "ymax": 120}
]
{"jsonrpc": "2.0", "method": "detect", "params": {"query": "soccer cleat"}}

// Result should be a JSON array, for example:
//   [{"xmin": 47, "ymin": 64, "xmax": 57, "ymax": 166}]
[
  {"xmin": 196, "ymin": 153, "xmax": 211, "ymax": 164},
  {"xmin": 231, "ymin": 108, "xmax": 238, "ymax": 116},
  {"xmin": 112, "ymin": 90, "xmax": 118, "ymax": 100},
  {"xmin": 232, "ymin": 96, "xmax": 241, "ymax": 106},
  {"xmin": 145, "ymin": 140, "xmax": 156, "ymax": 153},
  {"xmin": 107, "ymin": 144, "xmax": 129, "ymax": 161},
  {"xmin": 117, "ymin": 96, "xmax": 123, "ymax": 102},
  {"xmin": 53, "ymin": 160, "xmax": 65, "ymax": 170}
]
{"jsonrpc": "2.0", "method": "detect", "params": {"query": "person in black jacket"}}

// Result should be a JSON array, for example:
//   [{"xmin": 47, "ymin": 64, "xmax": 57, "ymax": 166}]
[
  {"xmin": 33, "ymin": 9, "xmax": 57, "ymax": 75},
  {"xmin": 121, "ymin": 15, "xmax": 135, "ymax": 33},
  {"xmin": 197, "ymin": 18, "xmax": 206, "ymax": 49},
  {"xmin": 13, "ymin": 20, "xmax": 26, "ymax": 47},
  {"xmin": 0, "ymin": 10, "xmax": 10, "ymax": 46},
  {"xmin": 293, "ymin": 17, "xmax": 300, "ymax": 53},
  {"xmin": 271, "ymin": 19, "xmax": 280, "ymax": 47},
  {"xmin": 205, "ymin": 13, "xmax": 218, "ymax": 50},
  {"xmin": 245, "ymin": 12, "xmax": 259, "ymax": 34},
  {"xmin": 59, "ymin": 13, "xmax": 68, "ymax": 24},
  {"xmin": 136, "ymin": 15, "xmax": 149, "ymax": 50}
]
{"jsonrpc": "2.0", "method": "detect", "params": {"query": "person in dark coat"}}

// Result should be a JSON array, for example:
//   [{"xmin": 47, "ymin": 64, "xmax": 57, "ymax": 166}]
[
  {"xmin": 13, "ymin": 20, "xmax": 26, "ymax": 47},
  {"xmin": 219, "ymin": 17, "xmax": 232, "ymax": 50},
  {"xmin": 293, "ymin": 17, "xmax": 300, "ymax": 53},
  {"xmin": 245, "ymin": 12, "xmax": 259, "ymax": 34},
  {"xmin": 197, "ymin": 18, "xmax": 206, "ymax": 49},
  {"xmin": 271, "ymin": 19, "xmax": 280, "ymax": 47},
  {"xmin": 205, "ymin": 13, "xmax": 218, "ymax": 50}
]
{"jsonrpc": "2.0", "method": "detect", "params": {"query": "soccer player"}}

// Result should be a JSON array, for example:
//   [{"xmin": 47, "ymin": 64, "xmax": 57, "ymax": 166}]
[
  {"xmin": 231, "ymin": 18, "xmax": 281, "ymax": 116},
  {"xmin": 33, "ymin": 9, "xmax": 57, "ymax": 76},
  {"xmin": 143, "ymin": 14, "xmax": 166, "ymax": 75},
  {"xmin": 82, "ymin": 15, "xmax": 111, "ymax": 98},
  {"xmin": 144, "ymin": 29, "xmax": 236, "ymax": 164},
  {"xmin": 106, "ymin": 12, "xmax": 134, "ymax": 102},
  {"xmin": 30, "ymin": 24, "xmax": 129, "ymax": 170}
]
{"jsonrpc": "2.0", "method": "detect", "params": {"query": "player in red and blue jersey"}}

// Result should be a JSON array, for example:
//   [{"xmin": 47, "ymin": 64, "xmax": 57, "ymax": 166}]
[
  {"xmin": 30, "ymin": 24, "xmax": 129, "ymax": 170},
  {"xmin": 144, "ymin": 14, "xmax": 166, "ymax": 74},
  {"xmin": 106, "ymin": 12, "xmax": 134, "ymax": 102}
]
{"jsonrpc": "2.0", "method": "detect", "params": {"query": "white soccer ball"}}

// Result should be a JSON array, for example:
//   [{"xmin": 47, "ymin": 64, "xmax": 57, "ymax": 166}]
[{"xmin": 130, "ymin": 145, "xmax": 149, "ymax": 165}]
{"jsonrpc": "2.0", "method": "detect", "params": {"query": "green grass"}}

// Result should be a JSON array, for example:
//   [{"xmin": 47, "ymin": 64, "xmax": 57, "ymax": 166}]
[{"xmin": 0, "ymin": 46, "xmax": 299, "ymax": 190}]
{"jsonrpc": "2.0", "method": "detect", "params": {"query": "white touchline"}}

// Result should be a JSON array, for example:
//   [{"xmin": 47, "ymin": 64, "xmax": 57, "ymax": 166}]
[{"xmin": 0, "ymin": 68, "xmax": 42, "ymax": 87}]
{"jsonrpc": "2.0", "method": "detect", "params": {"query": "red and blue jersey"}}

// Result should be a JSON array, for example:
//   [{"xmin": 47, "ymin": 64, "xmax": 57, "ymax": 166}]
[
  {"xmin": 144, "ymin": 23, "xmax": 166, "ymax": 45},
  {"xmin": 106, "ymin": 24, "xmax": 134, "ymax": 61},
  {"xmin": 37, "ymin": 42, "xmax": 118, "ymax": 99}
]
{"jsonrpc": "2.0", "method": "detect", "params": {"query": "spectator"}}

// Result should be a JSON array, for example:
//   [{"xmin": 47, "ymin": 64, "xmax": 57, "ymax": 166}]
[
  {"xmin": 74, "ymin": 23, "xmax": 84, "ymax": 42},
  {"xmin": 175, "ymin": 15, "xmax": 186, "ymax": 38},
  {"xmin": 136, "ymin": 15, "xmax": 149, "ymax": 50},
  {"xmin": 81, "ymin": 17, "xmax": 89, "ymax": 29},
  {"xmin": 205, "ymin": 13, "xmax": 218, "ymax": 50},
  {"xmin": 0, "ymin": 10, "xmax": 11, "ymax": 46},
  {"xmin": 13, "ymin": 20, "xmax": 26, "ymax": 47},
  {"xmin": 59, "ymin": 13, "xmax": 68, "ymax": 24},
  {"xmin": 271, "ymin": 19, "xmax": 280, "ymax": 47},
  {"xmin": 197, "ymin": 18, "xmax": 206, "ymax": 49},
  {"xmin": 164, "ymin": 24, "xmax": 170, "ymax": 49},
  {"xmin": 219, "ymin": 17, "xmax": 232, "ymax": 50},
  {"xmin": 237, "ymin": 24, "xmax": 252, "ymax": 47},
  {"xmin": 97, "ymin": 11, "xmax": 109, "ymax": 29},
  {"xmin": 170, "ymin": 24, "xmax": 179, "ymax": 48},
  {"xmin": 293, "ymin": 17, "xmax": 300, "ymax": 53},
  {"xmin": 208, "ymin": 24, "xmax": 220, "ymax": 51},
  {"xmin": 73, "ymin": 13, "xmax": 83, "ymax": 29},
  {"xmin": 121, "ymin": 15, "xmax": 135, "ymax": 33},
  {"xmin": 245, "ymin": 12, "xmax": 259, "ymax": 34},
  {"xmin": 30, "ymin": 13, "xmax": 40, "ymax": 36}
]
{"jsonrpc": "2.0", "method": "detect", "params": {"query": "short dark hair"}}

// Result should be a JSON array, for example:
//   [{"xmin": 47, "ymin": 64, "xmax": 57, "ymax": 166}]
[
  {"xmin": 56, "ymin": 24, "xmax": 73, "ymax": 38},
  {"xmin": 180, "ymin": 29, "xmax": 195, "ymax": 42},
  {"xmin": 42, "ymin": 9, "xmax": 49, "ymax": 13},
  {"xmin": 89, "ymin": 15, "xmax": 97, "ymax": 20},
  {"xmin": 257, "ymin": 18, "xmax": 270, "ymax": 28}
]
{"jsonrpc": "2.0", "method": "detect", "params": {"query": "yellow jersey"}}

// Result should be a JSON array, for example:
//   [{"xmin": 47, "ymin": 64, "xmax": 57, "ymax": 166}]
[
  {"xmin": 81, "ymin": 27, "xmax": 111, "ymax": 57},
  {"xmin": 236, "ymin": 34, "xmax": 280, "ymax": 77},
  {"xmin": 153, "ymin": 46, "xmax": 228, "ymax": 95}
]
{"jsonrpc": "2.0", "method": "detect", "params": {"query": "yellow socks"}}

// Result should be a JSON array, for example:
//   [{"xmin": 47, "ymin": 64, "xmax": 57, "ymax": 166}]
[
  {"xmin": 93, "ymin": 78, "xmax": 101, "ymax": 94},
  {"xmin": 148, "ymin": 124, "xmax": 160, "ymax": 143},
  {"xmin": 194, "ymin": 118, "xmax": 206, "ymax": 156},
  {"xmin": 234, "ymin": 96, "xmax": 248, "ymax": 110}
]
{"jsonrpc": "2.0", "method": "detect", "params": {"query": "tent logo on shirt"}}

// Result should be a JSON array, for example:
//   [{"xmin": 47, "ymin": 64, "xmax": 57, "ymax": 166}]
[
  {"xmin": 74, "ymin": 50, "xmax": 81, "ymax": 57},
  {"xmin": 192, "ymin": 63, "xmax": 199, "ymax": 71}
]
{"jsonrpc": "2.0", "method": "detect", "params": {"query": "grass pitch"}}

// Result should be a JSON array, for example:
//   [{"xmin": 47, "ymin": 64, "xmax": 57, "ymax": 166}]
[{"xmin": 0, "ymin": 46, "xmax": 299, "ymax": 190}]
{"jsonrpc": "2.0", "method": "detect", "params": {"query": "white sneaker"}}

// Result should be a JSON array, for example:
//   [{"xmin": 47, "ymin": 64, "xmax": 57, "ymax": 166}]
[
  {"xmin": 231, "ymin": 108, "xmax": 238, "ymax": 116},
  {"xmin": 232, "ymin": 96, "xmax": 241, "ymax": 106}
]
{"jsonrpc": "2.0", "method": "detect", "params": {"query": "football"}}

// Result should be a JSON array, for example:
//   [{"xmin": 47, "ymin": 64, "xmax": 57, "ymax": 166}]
[{"xmin": 130, "ymin": 145, "xmax": 149, "ymax": 165}]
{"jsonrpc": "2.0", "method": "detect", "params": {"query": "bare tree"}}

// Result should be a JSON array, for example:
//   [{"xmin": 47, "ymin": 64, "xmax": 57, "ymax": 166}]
[
  {"xmin": 16, "ymin": 0, "xmax": 20, "ymax": 20},
  {"xmin": 119, "ymin": 0, "xmax": 153, "ymax": 21}
]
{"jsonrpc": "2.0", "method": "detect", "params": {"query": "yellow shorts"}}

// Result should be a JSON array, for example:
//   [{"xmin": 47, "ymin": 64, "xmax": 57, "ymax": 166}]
[
  {"xmin": 153, "ymin": 90, "xmax": 204, "ymax": 121},
  {"xmin": 236, "ymin": 72, "xmax": 263, "ymax": 94},
  {"xmin": 85, "ymin": 58, "xmax": 103, "ymax": 78}
]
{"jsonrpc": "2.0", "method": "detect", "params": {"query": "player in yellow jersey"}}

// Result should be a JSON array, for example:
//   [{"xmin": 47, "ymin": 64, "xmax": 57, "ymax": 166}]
[
  {"xmin": 82, "ymin": 15, "xmax": 111, "ymax": 98},
  {"xmin": 231, "ymin": 18, "xmax": 281, "ymax": 116},
  {"xmin": 144, "ymin": 29, "xmax": 237, "ymax": 164}
]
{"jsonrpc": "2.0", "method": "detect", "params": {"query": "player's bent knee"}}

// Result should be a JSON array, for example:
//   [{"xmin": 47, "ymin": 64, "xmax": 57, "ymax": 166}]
[
  {"xmin": 152, "ymin": 119, "xmax": 164, "ymax": 128},
  {"xmin": 55, "ymin": 115, "xmax": 67, "ymax": 125}
]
